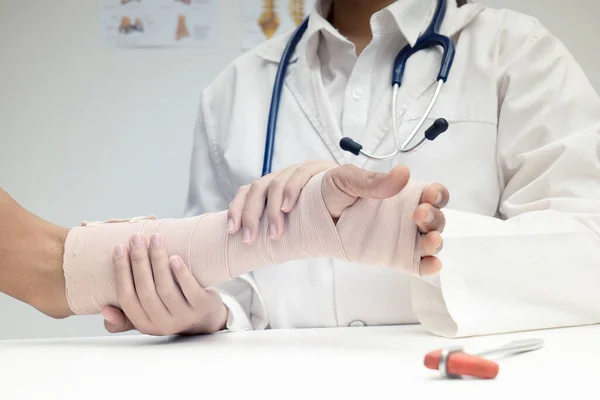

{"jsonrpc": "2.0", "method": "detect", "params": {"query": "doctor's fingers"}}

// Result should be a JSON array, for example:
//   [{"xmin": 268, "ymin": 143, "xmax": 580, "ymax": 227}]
[
  {"xmin": 228, "ymin": 171, "xmax": 285, "ymax": 241},
  {"xmin": 240, "ymin": 174, "xmax": 278, "ymax": 244},
  {"xmin": 148, "ymin": 234, "xmax": 194, "ymax": 316},
  {"xmin": 127, "ymin": 234, "xmax": 175, "ymax": 334},
  {"xmin": 112, "ymin": 243, "xmax": 154, "ymax": 333},
  {"xmin": 240, "ymin": 167, "xmax": 302, "ymax": 244},
  {"xmin": 227, "ymin": 185, "xmax": 250, "ymax": 235},
  {"xmin": 101, "ymin": 306, "xmax": 135, "ymax": 333},
  {"xmin": 268, "ymin": 161, "xmax": 336, "ymax": 240},
  {"xmin": 279, "ymin": 161, "xmax": 338, "ymax": 213},
  {"xmin": 414, "ymin": 203, "xmax": 446, "ymax": 234}
]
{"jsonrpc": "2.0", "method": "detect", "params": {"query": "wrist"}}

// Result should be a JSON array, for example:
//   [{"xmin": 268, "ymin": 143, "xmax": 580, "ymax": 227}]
[
  {"xmin": 28, "ymin": 225, "xmax": 73, "ymax": 319},
  {"xmin": 0, "ymin": 190, "xmax": 73, "ymax": 318}
]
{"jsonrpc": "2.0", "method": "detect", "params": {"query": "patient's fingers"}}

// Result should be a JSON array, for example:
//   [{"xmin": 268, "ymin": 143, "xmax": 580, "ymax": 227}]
[
  {"xmin": 419, "ymin": 256, "xmax": 442, "ymax": 276},
  {"xmin": 419, "ymin": 231, "xmax": 443, "ymax": 257},
  {"xmin": 420, "ymin": 183, "xmax": 450, "ymax": 209},
  {"xmin": 414, "ymin": 203, "xmax": 446, "ymax": 234}
]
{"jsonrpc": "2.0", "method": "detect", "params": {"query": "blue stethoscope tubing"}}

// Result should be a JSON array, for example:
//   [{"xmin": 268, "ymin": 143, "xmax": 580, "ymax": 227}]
[{"xmin": 262, "ymin": 0, "xmax": 454, "ymax": 176}]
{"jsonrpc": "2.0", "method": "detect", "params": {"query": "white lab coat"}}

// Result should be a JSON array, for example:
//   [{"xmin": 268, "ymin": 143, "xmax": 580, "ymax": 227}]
[{"xmin": 185, "ymin": 0, "xmax": 600, "ymax": 338}]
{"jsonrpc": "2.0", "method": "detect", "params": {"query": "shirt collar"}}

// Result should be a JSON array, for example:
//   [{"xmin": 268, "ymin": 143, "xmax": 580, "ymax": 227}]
[
  {"xmin": 303, "ymin": 0, "xmax": 458, "ymax": 48},
  {"xmin": 255, "ymin": 0, "xmax": 482, "ymax": 64}
]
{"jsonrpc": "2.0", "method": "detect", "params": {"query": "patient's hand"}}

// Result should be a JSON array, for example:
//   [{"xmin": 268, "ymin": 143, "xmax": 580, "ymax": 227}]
[
  {"xmin": 227, "ymin": 162, "xmax": 449, "ymax": 276},
  {"xmin": 101, "ymin": 234, "xmax": 228, "ymax": 336}
]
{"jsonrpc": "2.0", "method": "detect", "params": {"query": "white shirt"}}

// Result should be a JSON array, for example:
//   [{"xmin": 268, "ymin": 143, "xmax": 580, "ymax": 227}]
[
  {"xmin": 185, "ymin": 0, "xmax": 600, "ymax": 337},
  {"xmin": 314, "ymin": 0, "xmax": 409, "ymax": 144}
]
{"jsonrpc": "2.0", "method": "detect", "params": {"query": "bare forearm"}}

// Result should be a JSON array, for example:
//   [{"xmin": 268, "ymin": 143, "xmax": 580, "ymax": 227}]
[{"xmin": 0, "ymin": 189, "xmax": 72, "ymax": 318}]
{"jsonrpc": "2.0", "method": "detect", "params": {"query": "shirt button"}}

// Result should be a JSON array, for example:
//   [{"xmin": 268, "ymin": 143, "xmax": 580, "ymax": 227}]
[
  {"xmin": 352, "ymin": 88, "xmax": 364, "ymax": 100},
  {"xmin": 349, "ymin": 320, "xmax": 366, "ymax": 327}
]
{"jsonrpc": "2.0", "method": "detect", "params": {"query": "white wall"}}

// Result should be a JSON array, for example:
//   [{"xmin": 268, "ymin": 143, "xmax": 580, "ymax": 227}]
[{"xmin": 0, "ymin": 0, "xmax": 598, "ymax": 340}]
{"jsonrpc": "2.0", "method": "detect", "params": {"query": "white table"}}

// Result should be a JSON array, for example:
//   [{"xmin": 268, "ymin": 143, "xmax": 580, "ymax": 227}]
[{"xmin": 1, "ymin": 324, "xmax": 598, "ymax": 399}]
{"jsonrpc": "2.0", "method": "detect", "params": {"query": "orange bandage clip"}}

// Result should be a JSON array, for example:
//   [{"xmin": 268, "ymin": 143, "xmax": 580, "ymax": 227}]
[{"xmin": 424, "ymin": 339, "xmax": 544, "ymax": 380}]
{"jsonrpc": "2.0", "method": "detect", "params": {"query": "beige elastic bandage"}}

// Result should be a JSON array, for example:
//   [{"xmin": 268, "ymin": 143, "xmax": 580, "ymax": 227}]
[{"xmin": 63, "ymin": 172, "xmax": 427, "ymax": 314}]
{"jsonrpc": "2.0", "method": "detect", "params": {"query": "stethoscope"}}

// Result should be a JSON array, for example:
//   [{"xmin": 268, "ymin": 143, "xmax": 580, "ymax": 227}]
[{"xmin": 262, "ymin": 0, "xmax": 455, "ymax": 176}]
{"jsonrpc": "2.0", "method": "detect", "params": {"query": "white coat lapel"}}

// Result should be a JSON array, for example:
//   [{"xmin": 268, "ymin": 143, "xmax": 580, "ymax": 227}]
[
  {"xmin": 285, "ymin": 54, "xmax": 349, "ymax": 165},
  {"xmin": 256, "ymin": 33, "xmax": 349, "ymax": 165}
]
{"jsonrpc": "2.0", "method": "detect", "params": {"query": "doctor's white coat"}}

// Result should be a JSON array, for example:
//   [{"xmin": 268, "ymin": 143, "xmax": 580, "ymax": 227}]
[{"xmin": 184, "ymin": 0, "xmax": 600, "ymax": 338}]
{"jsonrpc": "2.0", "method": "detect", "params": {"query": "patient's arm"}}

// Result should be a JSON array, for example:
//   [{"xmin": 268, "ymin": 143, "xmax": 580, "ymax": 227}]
[
  {"xmin": 0, "ymin": 166, "xmax": 442, "ymax": 319},
  {"xmin": 0, "ymin": 189, "xmax": 71, "ymax": 318},
  {"xmin": 63, "ymin": 170, "xmax": 429, "ymax": 315}
]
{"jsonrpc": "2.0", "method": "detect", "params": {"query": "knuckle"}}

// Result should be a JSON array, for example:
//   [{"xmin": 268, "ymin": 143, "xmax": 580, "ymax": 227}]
[
  {"xmin": 283, "ymin": 182, "xmax": 300, "ymax": 197},
  {"xmin": 128, "ymin": 249, "xmax": 148, "ymax": 263},
  {"xmin": 137, "ymin": 286, "xmax": 156, "ymax": 303},
  {"xmin": 119, "ymin": 295, "xmax": 137, "ymax": 311},
  {"xmin": 268, "ymin": 178, "xmax": 286, "ymax": 196},
  {"xmin": 149, "ymin": 252, "xmax": 167, "ymax": 267},
  {"xmin": 236, "ymin": 185, "xmax": 250, "ymax": 196},
  {"xmin": 157, "ymin": 286, "xmax": 175, "ymax": 301},
  {"xmin": 247, "ymin": 181, "xmax": 267, "ymax": 197}
]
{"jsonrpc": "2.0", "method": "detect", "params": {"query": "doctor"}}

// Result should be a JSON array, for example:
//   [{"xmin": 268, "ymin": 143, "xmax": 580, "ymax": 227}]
[{"xmin": 104, "ymin": 0, "xmax": 600, "ymax": 338}]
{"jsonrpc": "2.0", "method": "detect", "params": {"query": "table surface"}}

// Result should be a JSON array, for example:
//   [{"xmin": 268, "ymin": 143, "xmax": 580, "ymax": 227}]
[{"xmin": 1, "ymin": 323, "xmax": 598, "ymax": 399}]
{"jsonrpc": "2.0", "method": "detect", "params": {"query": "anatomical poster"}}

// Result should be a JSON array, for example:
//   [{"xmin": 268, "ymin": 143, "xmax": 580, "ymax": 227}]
[
  {"xmin": 99, "ymin": 0, "xmax": 220, "ymax": 48},
  {"xmin": 242, "ymin": 0, "xmax": 314, "ymax": 50}
]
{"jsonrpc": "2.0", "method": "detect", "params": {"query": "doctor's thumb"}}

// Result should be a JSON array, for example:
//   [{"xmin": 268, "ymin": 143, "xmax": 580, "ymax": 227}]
[{"xmin": 101, "ymin": 306, "xmax": 135, "ymax": 333}]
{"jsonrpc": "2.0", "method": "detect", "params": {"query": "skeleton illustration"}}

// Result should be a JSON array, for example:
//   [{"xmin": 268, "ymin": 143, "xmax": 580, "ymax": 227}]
[
  {"xmin": 118, "ymin": 16, "xmax": 144, "ymax": 34},
  {"xmin": 176, "ymin": 15, "xmax": 190, "ymax": 40},
  {"xmin": 258, "ymin": 0, "xmax": 280, "ymax": 39},
  {"xmin": 289, "ymin": 0, "xmax": 304, "ymax": 26}
]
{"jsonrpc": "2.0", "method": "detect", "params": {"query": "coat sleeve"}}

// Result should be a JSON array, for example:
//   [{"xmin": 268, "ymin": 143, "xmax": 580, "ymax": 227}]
[
  {"xmin": 410, "ymin": 18, "xmax": 600, "ymax": 337},
  {"xmin": 184, "ymin": 93, "xmax": 269, "ymax": 331}
]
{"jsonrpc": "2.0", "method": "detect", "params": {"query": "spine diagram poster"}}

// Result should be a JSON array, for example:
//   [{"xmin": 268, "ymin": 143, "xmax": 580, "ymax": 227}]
[
  {"xmin": 242, "ymin": 0, "xmax": 314, "ymax": 50},
  {"xmin": 100, "ymin": 0, "xmax": 220, "ymax": 48}
]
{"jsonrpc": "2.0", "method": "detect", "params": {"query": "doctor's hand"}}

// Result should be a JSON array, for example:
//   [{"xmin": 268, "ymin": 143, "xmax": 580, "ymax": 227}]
[{"xmin": 100, "ymin": 234, "xmax": 228, "ymax": 336}]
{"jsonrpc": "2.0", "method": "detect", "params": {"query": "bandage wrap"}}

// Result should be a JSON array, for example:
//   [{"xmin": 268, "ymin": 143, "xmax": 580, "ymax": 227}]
[{"xmin": 63, "ymin": 172, "xmax": 427, "ymax": 314}]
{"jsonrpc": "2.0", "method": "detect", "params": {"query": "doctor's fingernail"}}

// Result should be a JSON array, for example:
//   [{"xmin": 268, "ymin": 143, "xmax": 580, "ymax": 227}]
[
  {"xmin": 269, "ymin": 223, "xmax": 277, "ymax": 239},
  {"xmin": 281, "ymin": 198, "xmax": 290, "ymax": 211},
  {"xmin": 435, "ymin": 191, "xmax": 443, "ymax": 206},
  {"xmin": 424, "ymin": 210, "xmax": 434, "ymax": 224},
  {"xmin": 227, "ymin": 219, "xmax": 234, "ymax": 233},
  {"xmin": 114, "ymin": 244, "xmax": 125, "ymax": 258},
  {"xmin": 132, "ymin": 234, "xmax": 143, "ymax": 247},
  {"xmin": 170, "ymin": 255, "xmax": 181, "ymax": 270},
  {"xmin": 242, "ymin": 228, "xmax": 251, "ymax": 243},
  {"xmin": 151, "ymin": 234, "xmax": 161, "ymax": 247}
]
